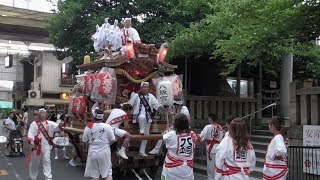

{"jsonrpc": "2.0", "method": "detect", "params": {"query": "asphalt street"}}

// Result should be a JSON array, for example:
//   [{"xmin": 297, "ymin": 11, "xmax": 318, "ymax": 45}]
[{"xmin": 0, "ymin": 119, "xmax": 207, "ymax": 180}]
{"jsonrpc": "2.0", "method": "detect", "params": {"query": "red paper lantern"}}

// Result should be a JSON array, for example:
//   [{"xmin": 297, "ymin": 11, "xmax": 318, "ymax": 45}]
[
  {"xmin": 157, "ymin": 43, "xmax": 168, "ymax": 63},
  {"xmin": 71, "ymin": 96, "xmax": 87, "ymax": 114},
  {"xmin": 97, "ymin": 72, "xmax": 114, "ymax": 96},
  {"xmin": 83, "ymin": 74, "xmax": 94, "ymax": 94},
  {"xmin": 126, "ymin": 42, "xmax": 135, "ymax": 59}
]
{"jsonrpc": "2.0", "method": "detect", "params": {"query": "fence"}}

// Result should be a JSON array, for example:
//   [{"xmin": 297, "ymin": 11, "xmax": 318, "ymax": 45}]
[
  {"xmin": 290, "ymin": 81, "xmax": 320, "ymax": 146},
  {"xmin": 186, "ymin": 95, "xmax": 262, "ymax": 128},
  {"xmin": 288, "ymin": 146, "xmax": 320, "ymax": 180}
]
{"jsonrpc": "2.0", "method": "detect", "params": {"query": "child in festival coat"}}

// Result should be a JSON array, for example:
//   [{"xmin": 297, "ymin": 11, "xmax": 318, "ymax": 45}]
[
  {"xmin": 215, "ymin": 118, "xmax": 256, "ymax": 180},
  {"xmin": 263, "ymin": 116, "xmax": 288, "ymax": 180},
  {"xmin": 200, "ymin": 114, "xmax": 225, "ymax": 180},
  {"xmin": 83, "ymin": 108, "xmax": 115, "ymax": 180},
  {"xmin": 54, "ymin": 114, "xmax": 69, "ymax": 160},
  {"xmin": 161, "ymin": 113, "xmax": 199, "ymax": 180}
]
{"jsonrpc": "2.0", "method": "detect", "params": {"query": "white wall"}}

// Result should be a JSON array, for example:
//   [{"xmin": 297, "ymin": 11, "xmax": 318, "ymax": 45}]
[
  {"xmin": 34, "ymin": 52, "xmax": 71, "ymax": 93},
  {"xmin": 0, "ymin": 91, "xmax": 12, "ymax": 101},
  {"xmin": 0, "ymin": 54, "xmax": 23, "ymax": 82}
]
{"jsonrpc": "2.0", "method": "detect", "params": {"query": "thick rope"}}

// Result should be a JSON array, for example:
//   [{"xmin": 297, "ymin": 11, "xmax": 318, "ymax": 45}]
[{"xmin": 115, "ymin": 68, "xmax": 160, "ymax": 84}]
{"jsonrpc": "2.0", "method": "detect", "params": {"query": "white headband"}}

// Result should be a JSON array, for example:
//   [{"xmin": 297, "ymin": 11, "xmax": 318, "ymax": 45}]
[
  {"xmin": 141, "ymin": 82, "xmax": 149, "ymax": 87},
  {"xmin": 38, "ymin": 108, "xmax": 46, "ymax": 113},
  {"xmin": 93, "ymin": 108, "xmax": 103, "ymax": 120}
]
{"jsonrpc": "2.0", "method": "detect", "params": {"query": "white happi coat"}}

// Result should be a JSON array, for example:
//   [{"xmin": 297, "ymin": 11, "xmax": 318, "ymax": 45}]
[
  {"xmin": 83, "ymin": 122, "xmax": 115, "ymax": 178},
  {"xmin": 122, "ymin": 27, "xmax": 141, "ymax": 43},
  {"xmin": 28, "ymin": 120, "xmax": 60, "ymax": 152},
  {"xmin": 106, "ymin": 109, "xmax": 128, "ymax": 128},
  {"xmin": 263, "ymin": 133, "xmax": 288, "ymax": 180},
  {"xmin": 215, "ymin": 135, "xmax": 256, "ymax": 180},
  {"xmin": 161, "ymin": 130, "xmax": 199, "ymax": 180},
  {"xmin": 200, "ymin": 122, "xmax": 225, "ymax": 180},
  {"xmin": 27, "ymin": 120, "xmax": 60, "ymax": 180},
  {"xmin": 127, "ymin": 92, "xmax": 161, "ymax": 123}
]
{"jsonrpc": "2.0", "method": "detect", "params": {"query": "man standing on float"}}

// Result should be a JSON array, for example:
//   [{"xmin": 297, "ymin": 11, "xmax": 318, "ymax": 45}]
[
  {"xmin": 122, "ymin": 18, "xmax": 141, "ymax": 44},
  {"xmin": 128, "ymin": 82, "xmax": 162, "ymax": 156}
]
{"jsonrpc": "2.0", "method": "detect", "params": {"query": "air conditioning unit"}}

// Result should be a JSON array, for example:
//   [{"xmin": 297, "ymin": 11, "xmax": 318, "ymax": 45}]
[
  {"xmin": 28, "ymin": 90, "xmax": 41, "ymax": 99},
  {"xmin": 31, "ymin": 82, "xmax": 40, "ymax": 91}
]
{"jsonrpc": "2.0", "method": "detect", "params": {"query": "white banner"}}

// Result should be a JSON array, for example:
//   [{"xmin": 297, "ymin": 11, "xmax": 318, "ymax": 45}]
[{"xmin": 303, "ymin": 125, "xmax": 320, "ymax": 175}]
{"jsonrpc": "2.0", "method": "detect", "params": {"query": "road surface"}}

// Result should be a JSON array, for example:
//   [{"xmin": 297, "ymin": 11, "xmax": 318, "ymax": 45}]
[{"xmin": 0, "ymin": 119, "xmax": 207, "ymax": 180}]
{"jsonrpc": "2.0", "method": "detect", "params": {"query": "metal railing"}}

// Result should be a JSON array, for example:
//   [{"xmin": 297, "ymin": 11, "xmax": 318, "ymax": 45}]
[
  {"xmin": 60, "ymin": 78, "xmax": 77, "ymax": 87},
  {"xmin": 288, "ymin": 146, "xmax": 320, "ymax": 180}
]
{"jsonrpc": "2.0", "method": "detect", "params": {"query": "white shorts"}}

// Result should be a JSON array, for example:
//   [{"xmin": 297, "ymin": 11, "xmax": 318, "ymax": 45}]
[
  {"xmin": 84, "ymin": 148, "xmax": 112, "ymax": 178},
  {"xmin": 113, "ymin": 127, "xmax": 127, "ymax": 138}
]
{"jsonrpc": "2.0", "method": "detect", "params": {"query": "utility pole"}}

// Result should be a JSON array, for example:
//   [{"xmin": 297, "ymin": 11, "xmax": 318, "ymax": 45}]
[
  {"xmin": 280, "ymin": 54, "xmax": 293, "ymax": 126},
  {"xmin": 236, "ymin": 64, "xmax": 241, "ymax": 97}
]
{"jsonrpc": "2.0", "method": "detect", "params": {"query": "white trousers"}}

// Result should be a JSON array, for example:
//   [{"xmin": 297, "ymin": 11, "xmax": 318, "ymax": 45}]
[
  {"xmin": 151, "ymin": 140, "xmax": 163, "ymax": 153},
  {"xmin": 29, "ymin": 148, "xmax": 52, "ymax": 180},
  {"xmin": 138, "ymin": 114, "xmax": 151, "ymax": 154},
  {"xmin": 207, "ymin": 152, "xmax": 216, "ymax": 180}
]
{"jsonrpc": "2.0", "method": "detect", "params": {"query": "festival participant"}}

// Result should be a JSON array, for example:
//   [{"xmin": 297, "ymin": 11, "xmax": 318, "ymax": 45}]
[
  {"xmin": 149, "ymin": 99, "xmax": 190, "ymax": 155},
  {"xmin": 172, "ymin": 100, "xmax": 190, "ymax": 121},
  {"xmin": 4, "ymin": 112, "xmax": 16, "ymax": 156},
  {"xmin": 263, "ymin": 116, "xmax": 288, "ymax": 180},
  {"xmin": 122, "ymin": 18, "xmax": 141, "ymax": 44},
  {"xmin": 105, "ymin": 104, "xmax": 133, "ymax": 159},
  {"xmin": 27, "ymin": 108, "xmax": 62, "ymax": 180},
  {"xmin": 223, "ymin": 115, "xmax": 235, "ymax": 138},
  {"xmin": 83, "ymin": 108, "xmax": 115, "ymax": 180},
  {"xmin": 127, "ymin": 82, "xmax": 162, "ymax": 157},
  {"xmin": 215, "ymin": 118, "xmax": 256, "ymax": 180},
  {"xmin": 199, "ymin": 114, "xmax": 224, "ymax": 180},
  {"xmin": 53, "ymin": 114, "xmax": 69, "ymax": 160},
  {"xmin": 161, "ymin": 113, "xmax": 199, "ymax": 180},
  {"xmin": 22, "ymin": 108, "xmax": 29, "ymax": 136}
]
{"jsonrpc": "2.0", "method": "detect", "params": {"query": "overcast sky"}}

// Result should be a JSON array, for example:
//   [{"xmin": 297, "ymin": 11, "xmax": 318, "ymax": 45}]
[{"xmin": 0, "ymin": 0, "xmax": 58, "ymax": 13}]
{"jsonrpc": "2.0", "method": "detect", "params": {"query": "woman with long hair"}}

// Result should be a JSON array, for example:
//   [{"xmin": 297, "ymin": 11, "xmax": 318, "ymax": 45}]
[
  {"xmin": 161, "ymin": 113, "xmax": 199, "ymax": 180},
  {"xmin": 263, "ymin": 116, "xmax": 288, "ymax": 180},
  {"xmin": 215, "ymin": 118, "xmax": 256, "ymax": 179}
]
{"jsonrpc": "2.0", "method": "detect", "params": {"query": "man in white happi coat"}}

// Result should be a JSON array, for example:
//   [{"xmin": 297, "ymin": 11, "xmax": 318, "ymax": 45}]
[
  {"xmin": 122, "ymin": 18, "xmax": 141, "ymax": 44},
  {"xmin": 83, "ymin": 108, "xmax": 115, "ymax": 180},
  {"xmin": 105, "ymin": 104, "xmax": 133, "ymax": 159},
  {"xmin": 149, "ymin": 100, "xmax": 190, "ymax": 155},
  {"xmin": 127, "ymin": 82, "xmax": 162, "ymax": 156},
  {"xmin": 27, "ymin": 108, "xmax": 61, "ymax": 180},
  {"xmin": 4, "ymin": 112, "xmax": 16, "ymax": 156}
]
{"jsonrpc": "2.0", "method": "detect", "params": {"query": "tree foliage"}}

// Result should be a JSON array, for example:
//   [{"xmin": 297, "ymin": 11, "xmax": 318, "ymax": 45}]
[
  {"xmin": 47, "ymin": 0, "xmax": 211, "ymax": 73},
  {"xmin": 170, "ymin": 0, "xmax": 320, "ymax": 77}
]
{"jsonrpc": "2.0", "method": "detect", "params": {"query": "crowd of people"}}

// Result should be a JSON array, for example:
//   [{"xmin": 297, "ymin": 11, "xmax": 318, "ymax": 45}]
[{"xmin": 1, "ymin": 82, "xmax": 288, "ymax": 180}]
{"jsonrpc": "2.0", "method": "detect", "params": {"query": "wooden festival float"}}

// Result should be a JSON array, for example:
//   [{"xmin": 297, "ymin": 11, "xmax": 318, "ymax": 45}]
[{"xmin": 64, "ymin": 31, "xmax": 183, "ymax": 178}]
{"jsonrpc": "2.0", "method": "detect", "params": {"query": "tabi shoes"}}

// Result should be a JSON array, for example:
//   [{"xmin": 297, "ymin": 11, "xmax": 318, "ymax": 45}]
[
  {"xmin": 148, "ymin": 149, "xmax": 158, "ymax": 155},
  {"xmin": 117, "ymin": 147, "xmax": 128, "ymax": 159}
]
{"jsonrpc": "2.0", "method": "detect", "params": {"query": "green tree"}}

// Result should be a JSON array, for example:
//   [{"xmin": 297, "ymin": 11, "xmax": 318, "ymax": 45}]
[
  {"xmin": 170, "ymin": 0, "xmax": 320, "ymax": 77},
  {"xmin": 47, "ymin": 0, "xmax": 214, "ymax": 73}
]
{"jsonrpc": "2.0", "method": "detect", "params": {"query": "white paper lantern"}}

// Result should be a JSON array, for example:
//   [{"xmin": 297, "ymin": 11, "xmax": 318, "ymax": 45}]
[{"xmin": 157, "ymin": 80, "xmax": 174, "ymax": 107}]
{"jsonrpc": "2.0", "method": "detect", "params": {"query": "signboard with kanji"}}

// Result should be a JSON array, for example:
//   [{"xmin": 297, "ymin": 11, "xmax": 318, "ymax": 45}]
[{"xmin": 303, "ymin": 125, "xmax": 320, "ymax": 175}]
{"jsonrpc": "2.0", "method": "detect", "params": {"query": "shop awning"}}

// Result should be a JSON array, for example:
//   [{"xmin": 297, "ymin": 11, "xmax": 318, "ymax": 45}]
[
  {"xmin": 43, "ymin": 98, "xmax": 69, "ymax": 105},
  {"xmin": 0, "ymin": 101, "xmax": 13, "ymax": 108}
]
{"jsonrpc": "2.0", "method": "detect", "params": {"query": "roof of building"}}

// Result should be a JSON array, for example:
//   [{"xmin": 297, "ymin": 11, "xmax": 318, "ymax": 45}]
[{"xmin": 0, "ymin": 85, "xmax": 12, "ymax": 92}]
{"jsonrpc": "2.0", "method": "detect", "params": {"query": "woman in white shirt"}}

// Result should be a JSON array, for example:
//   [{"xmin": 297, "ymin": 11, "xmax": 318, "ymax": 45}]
[
  {"xmin": 4, "ymin": 112, "xmax": 17, "ymax": 156},
  {"xmin": 263, "ymin": 116, "xmax": 288, "ymax": 180}
]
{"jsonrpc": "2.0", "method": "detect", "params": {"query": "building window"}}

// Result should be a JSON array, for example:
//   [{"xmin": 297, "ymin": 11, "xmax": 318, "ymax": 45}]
[{"xmin": 61, "ymin": 63, "xmax": 69, "ymax": 79}]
